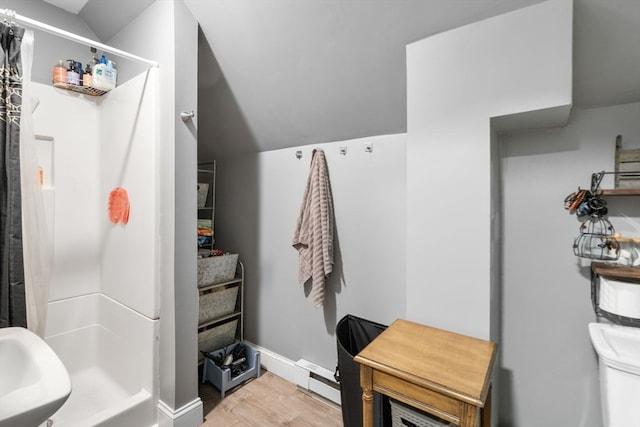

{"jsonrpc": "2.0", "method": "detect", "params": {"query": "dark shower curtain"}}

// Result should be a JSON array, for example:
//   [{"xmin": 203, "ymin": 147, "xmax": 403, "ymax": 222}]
[{"xmin": 0, "ymin": 20, "xmax": 26, "ymax": 328}]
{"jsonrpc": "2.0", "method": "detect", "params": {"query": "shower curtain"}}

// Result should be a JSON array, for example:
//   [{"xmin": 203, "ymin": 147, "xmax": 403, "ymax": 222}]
[
  {"xmin": 0, "ymin": 21, "xmax": 50, "ymax": 335},
  {"xmin": 0, "ymin": 20, "xmax": 27, "ymax": 329}
]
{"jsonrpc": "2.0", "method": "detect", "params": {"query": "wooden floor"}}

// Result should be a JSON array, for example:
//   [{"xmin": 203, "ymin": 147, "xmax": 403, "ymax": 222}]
[{"xmin": 199, "ymin": 370, "xmax": 344, "ymax": 426}]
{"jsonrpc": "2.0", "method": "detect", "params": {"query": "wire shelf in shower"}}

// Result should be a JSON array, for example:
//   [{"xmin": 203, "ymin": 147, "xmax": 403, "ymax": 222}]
[{"xmin": 53, "ymin": 82, "xmax": 110, "ymax": 97}]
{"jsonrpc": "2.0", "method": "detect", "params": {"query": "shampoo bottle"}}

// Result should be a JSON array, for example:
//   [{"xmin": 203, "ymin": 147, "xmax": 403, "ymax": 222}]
[
  {"xmin": 53, "ymin": 59, "xmax": 66, "ymax": 84},
  {"xmin": 66, "ymin": 60, "xmax": 80, "ymax": 85},
  {"xmin": 83, "ymin": 62, "xmax": 93, "ymax": 87},
  {"xmin": 76, "ymin": 61, "xmax": 84, "ymax": 86},
  {"xmin": 84, "ymin": 47, "xmax": 98, "ymax": 88}
]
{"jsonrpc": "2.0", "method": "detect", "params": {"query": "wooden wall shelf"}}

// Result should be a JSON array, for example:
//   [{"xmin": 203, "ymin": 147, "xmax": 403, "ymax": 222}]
[
  {"xmin": 596, "ymin": 188, "xmax": 640, "ymax": 196},
  {"xmin": 592, "ymin": 262, "xmax": 640, "ymax": 281}
]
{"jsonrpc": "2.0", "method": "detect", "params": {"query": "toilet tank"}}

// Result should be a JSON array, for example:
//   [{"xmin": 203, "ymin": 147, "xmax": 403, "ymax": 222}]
[{"xmin": 588, "ymin": 323, "xmax": 640, "ymax": 427}]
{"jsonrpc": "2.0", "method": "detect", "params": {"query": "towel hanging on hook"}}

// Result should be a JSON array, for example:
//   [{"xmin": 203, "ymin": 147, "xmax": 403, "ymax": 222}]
[{"xmin": 292, "ymin": 148, "xmax": 335, "ymax": 308}]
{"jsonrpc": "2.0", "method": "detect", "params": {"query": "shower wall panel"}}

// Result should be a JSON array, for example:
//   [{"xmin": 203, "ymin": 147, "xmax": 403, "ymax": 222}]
[
  {"xmin": 99, "ymin": 70, "xmax": 159, "ymax": 320},
  {"xmin": 32, "ymin": 83, "xmax": 101, "ymax": 302}
]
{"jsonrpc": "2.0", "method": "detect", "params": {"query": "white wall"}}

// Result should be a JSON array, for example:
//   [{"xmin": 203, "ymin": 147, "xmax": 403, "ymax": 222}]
[
  {"xmin": 107, "ymin": 1, "xmax": 202, "ymax": 423},
  {"xmin": 215, "ymin": 134, "xmax": 407, "ymax": 369},
  {"xmin": 32, "ymin": 84, "xmax": 101, "ymax": 301},
  {"xmin": 405, "ymin": 0, "xmax": 572, "ymax": 341},
  {"xmin": 500, "ymin": 101, "xmax": 640, "ymax": 426}
]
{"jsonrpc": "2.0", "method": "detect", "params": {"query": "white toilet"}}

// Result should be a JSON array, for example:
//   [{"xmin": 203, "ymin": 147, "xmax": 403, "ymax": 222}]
[{"xmin": 588, "ymin": 322, "xmax": 640, "ymax": 427}]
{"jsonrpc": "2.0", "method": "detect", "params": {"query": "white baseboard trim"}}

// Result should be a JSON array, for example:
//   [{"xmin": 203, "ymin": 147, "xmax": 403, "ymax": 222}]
[
  {"xmin": 157, "ymin": 397, "xmax": 203, "ymax": 427},
  {"xmin": 244, "ymin": 340, "xmax": 341, "ymax": 405},
  {"xmin": 244, "ymin": 340, "xmax": 302, "ymax": 384}
]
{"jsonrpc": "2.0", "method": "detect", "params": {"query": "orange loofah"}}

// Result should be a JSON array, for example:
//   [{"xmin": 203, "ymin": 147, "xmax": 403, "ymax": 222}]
[{"xmin": 108, "ymin": 187, "xmax": 130, "ymax": 224}]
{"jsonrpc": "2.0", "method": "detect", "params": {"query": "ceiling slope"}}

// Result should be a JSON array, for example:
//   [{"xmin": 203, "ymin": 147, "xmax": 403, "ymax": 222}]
[{"xmin": 42, "ymin": 0, "xmax": 640, "ymax": 158}]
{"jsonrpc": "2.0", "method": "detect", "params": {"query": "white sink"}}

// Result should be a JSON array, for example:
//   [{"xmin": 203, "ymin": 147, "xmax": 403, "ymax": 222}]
[{"xmin": 0, "ymin": 327, "xmax": 71, "ymax": 427}]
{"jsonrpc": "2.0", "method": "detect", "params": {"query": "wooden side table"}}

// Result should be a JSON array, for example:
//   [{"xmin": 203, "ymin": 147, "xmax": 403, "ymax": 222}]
[{"xmin": 354, "ymin": 319, "xmax": 496, "ymax": 427}]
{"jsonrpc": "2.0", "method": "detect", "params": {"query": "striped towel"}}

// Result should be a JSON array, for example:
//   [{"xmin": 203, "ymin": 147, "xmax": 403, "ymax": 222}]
[{"xmin": 292, "ymin": 149, "xmax": 335, "ymax": 307}]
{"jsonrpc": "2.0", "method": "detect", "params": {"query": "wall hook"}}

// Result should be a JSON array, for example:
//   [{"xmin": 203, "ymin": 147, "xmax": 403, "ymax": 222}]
[
  {"xmin": 296, "ymin": 150, "xmax": 303, "ymax": 159},
  {"xmin": 180, "ymin": 110, "xmax": 195, "ymax": 122}
]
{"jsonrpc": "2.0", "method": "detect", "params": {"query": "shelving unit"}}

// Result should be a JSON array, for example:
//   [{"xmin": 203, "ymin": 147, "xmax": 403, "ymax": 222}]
[
  {"xmin": 592, "ymin": 262, "xmax": 640, "ymax": 280},
  {"xmin": 197, "ymin": 163, "xmax": 215, "ymax": 253},
  {"xmin": 589, "ymin": 186, "xmax": 640, "ymax": 327},
  {"xmin": 53, "ymin": 82, "xmax": 109, "ymax": 96},
  {"xmin": 196, "ymin": 161, "xmax": 246, "ymax": 363},
  {"xmin": 596, "ymin": 188, "xmax": 640, "ymax": 196},
  {"xmin": 591, "ymin": 264, "xmax": 640, "ymax": 328},
  {"xmin": 197, "ymin": 262, "xmax": 244, "ymax": 363}
]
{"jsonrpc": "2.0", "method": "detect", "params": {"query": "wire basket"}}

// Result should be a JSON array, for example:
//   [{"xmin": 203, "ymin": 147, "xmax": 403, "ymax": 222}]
[
  {"xmin": 573, "ymin": 216, "xmax": 620, "ymax": 261},
  {"xmin": 390, "ymin": 400, "xmax": 453, "ymax": 427}
]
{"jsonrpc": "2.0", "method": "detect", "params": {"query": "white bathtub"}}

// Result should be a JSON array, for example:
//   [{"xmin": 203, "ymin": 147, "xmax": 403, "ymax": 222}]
[{"xmin": 44, "ymin": 293, "xmax": 158, "ymax": 427}]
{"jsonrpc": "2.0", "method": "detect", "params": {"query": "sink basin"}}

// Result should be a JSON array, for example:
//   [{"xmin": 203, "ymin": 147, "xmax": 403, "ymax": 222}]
[{"xmin": 0, "ymin": 327, "xmax": 71, "ymax": 427}]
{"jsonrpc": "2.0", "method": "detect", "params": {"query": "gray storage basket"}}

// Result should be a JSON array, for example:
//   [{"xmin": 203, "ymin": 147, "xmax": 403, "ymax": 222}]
[
  {"xmin": 390, "ymin": 399, "xmax": 454, "ymax": 427},
  {"xmin": 202, "ymin": 341, "xmax": 260, "ymax": 399}
]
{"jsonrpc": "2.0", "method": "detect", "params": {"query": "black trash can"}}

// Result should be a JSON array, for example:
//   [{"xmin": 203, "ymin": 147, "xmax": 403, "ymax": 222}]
[{"xmin": 335, "ymin": 314, "xmax": 391, "ymax": 427}]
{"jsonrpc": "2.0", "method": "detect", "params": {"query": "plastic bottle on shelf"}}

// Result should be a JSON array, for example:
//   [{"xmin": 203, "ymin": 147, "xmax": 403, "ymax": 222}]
[
  {"xmin": 105, "ymin": 60, "xmax": 117, "ymax": 89},
  {"xmin": 75, "ymin": 61, "xmax": 84, "ymax": 86},
  {"xmin": 93, "ymin": 55, "xmax": 117, "ymax": 91},
  {"xmin": 84, "ymin": 47, "xmax": 98, "ymax": 88},
  {"xmin": 92, "ymin": 55, "xmax": 107, "ymax": 90},
  {"xmin": 52, "ymin": 59, "xmax": 66, "ymax": 84},
  {"xmin": 66, "ymin": 60, "xmax": 80, "ymax": 85},
  {"xmin": 83, "ymin": 61, "xmax": 93, "ymax": 87}
]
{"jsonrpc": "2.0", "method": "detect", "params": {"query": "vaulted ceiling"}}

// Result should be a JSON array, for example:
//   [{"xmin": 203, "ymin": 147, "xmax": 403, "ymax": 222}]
[{"xmin": 43, "ymin": 0, "xmax": 640, "ymax": 160}]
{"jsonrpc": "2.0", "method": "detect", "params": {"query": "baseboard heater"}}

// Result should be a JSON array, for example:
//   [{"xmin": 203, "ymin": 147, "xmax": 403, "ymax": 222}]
[{"xmin": 294, "ymin": 359, "xmax": 341, "ymax": 406}]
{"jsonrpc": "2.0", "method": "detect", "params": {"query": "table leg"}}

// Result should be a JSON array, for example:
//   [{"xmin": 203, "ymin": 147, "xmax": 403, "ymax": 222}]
[
  {"xmin": 459, "ymin": 403, "xmax": 478, "ymax": 427},
  {"xmin": 481, "ymin": 383, "xmax": 492, "ymax": 427},
  {"xmin": 360, "ymin": 364, "xmax": 374, "ymax": 427}
]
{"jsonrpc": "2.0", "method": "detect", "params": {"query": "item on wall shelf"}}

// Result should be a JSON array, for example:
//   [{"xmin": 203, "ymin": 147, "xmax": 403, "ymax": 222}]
[
  {"xmin": 591, "ymin": 265, "xmax": 640, "ymax": 327},
  {"xmin": 197, "ymin": 219, "xmax": 213, "ymax": 248},
  {"xmin": 613, "ymin": 234, "xmax": 640, "ymax": 267},
  {"xmin": 83, "ymin": 47, "xmax": 97, "ymax": 87},
  {"xmin": 615, "ymin": 135, "xmax": 640, "ymax": 189},
  {"xmin": 566, "ymin": 172, "xmax": 620, "ymax": 260},
  {"xmin": 573, "ymin": 216, "xmax": 620, "ymax": 261},
  {"xmin": 197, "ymin": 183, "xmax": 209, "ymax": 208},
  {"xmin": 198, "ymin": 162, "xmax": 215, "ymax": 252},
  {"xmin": 53, "ymin": 51, "xmax": 118, "ymax": 96},
  {"xmin": 92, "ymin": 55, "xmax": 117, "ymax": 91},
  {"xmin": 52, "ymin": 59, "xmax": 66, "ymax": 84},
  {"xmin": 563, "ymin": 170, "xmax": 639, "ymax": 261},
  {"xmin": 598, "ymin": 276, "xmax": 640, "ymax": 319},
  {"xmin": 53, "ymin": 81, "xmax": 110, "ymax": 96},
  {"xmin": 83, "ymin": 62, "xmax": 92, "ymax": 87},
  {"xmin": 564, "ymin": 171, "xmax": 611, "ymax": 219},
  {"xmin": 66, "ymin": 59, "xmax": 80, "ymax": 85},
  {"xmin": 108, "ymin": 187, "xmax": 130, "ymax": 224}
]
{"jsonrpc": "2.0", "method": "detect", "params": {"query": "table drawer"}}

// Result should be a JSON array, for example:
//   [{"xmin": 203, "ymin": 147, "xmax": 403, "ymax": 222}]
[{"xmin": 373, "ymin": 370, "xmax": 460, "ymax": 423}]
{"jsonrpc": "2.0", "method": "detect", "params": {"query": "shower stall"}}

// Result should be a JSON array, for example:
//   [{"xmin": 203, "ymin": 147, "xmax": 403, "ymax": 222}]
[
  {"xmin": 33, "ymin": 69, "xmax": 160, "ymax": 427},
  {"xmin": 9, "ymin": 10, "xmax": 162, "ymax": 425},
  {"xmin": 2, "ymin": 3, "xmax": 203, "ymax": 425}
]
